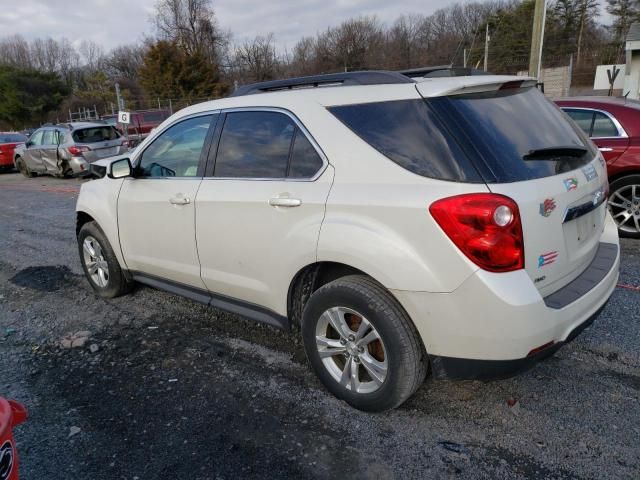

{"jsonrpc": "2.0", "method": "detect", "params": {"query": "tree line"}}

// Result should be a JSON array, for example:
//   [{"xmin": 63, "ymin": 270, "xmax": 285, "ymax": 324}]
[{"xmin": 1, "ymin": 0, "xmax": 639, "ymax": 129}]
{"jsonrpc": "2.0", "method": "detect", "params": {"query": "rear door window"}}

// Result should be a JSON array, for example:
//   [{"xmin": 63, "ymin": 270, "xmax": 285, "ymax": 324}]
[
  {"xmin": 288, "ymin": 130, "xmax": 324, "ymax": 178},
  {"xmin": 591, "ymin": 112, "xmax": 619, "ymax": 137},
  {"xmin": 563, "ymin": 109, "xmax": 594, "ymax": 135},
  {"xmin": 428, "ymin": 87, "xmax": 595, "ymax": 182},
  {"xmin": 214, "ymin": 111, "xmax": 295, "ymax": 178},
  {"xmin": 73, "ymin": 126, "xmax": 120, "ymax": 143},
  {"xmin": 329, "ymin": 100, "xmax": 481, "ymax": 182}
]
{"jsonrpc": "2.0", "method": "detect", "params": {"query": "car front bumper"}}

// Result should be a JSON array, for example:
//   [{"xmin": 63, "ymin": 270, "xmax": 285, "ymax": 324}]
[{"xmin": 392, "ymin": 219, "xmax": 620, "ymax": 380}]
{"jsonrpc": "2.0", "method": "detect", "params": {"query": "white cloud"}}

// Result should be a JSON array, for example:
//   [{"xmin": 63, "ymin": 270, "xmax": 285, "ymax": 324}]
[{"xmin": 0, "ymin": 0, "xmax": 459, "ymax": 53}]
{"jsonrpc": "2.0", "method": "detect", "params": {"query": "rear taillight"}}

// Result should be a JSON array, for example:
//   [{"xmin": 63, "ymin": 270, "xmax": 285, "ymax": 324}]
[
  {"xmin": 429, "ymin": 193, "xmax": 524, "ymax": 273},
  {"xmin": 68, "ymin": 145, "xmax": 90, "ymax": 156}
]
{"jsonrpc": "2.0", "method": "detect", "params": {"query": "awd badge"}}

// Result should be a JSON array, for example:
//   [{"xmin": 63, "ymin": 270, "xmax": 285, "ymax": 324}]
[
  {"xmin": 563, "ymin": 178, "xmax": 578, "ymax": 191},
  {"xmin": 539, "ymin": 198, "xmax": 556, "ymax": 217}
]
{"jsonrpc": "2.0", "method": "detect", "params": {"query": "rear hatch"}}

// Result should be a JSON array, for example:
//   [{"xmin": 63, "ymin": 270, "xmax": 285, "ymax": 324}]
[
  {"xmin": 0, "ymin": 133, "xmax": 26, "ymax": 166},
  {"xmin": 72, "ymin": 126, "xmax": 125, "ymax": 162},
  {"xmin": 419, "ymin": 82, "xmax": 608, "ymax": 295}
]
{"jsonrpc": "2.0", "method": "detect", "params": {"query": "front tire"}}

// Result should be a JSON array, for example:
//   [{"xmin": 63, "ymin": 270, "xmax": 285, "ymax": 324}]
[
  {"xmin": 608, "ymin": 174, "xmax": 640, "ymax": 238},
  {"xmin": 15, "ymin": 157, "xmax": 36, "ymax": 178},
  {"xmin": 301, "ymin": 275, "xmax": 427, "ymax": 412},
  {"xmin": 77, "ymin": 221, "xmax": 133, "ymax": 298}
]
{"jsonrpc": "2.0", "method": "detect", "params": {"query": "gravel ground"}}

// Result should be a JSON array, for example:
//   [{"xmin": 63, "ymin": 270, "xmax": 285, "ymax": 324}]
[{"xmin": 0, "ymin": 172, "xmax": 639, "ymax": 480}]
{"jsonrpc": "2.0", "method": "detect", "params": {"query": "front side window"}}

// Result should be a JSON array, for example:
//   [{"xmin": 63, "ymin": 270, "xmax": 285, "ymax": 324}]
[
  {"xmin": 29, "ymin": 130, "xmax": 44, "ymax": 146},
  {"xmin": 42, "ymin": 130, "xmax": 55, "ymax": 145},
  {"xmin": 214, "ymin": 111, "xmax": 295, "ymax": 178},
  {"xmin": 138, "ymin": 115, "xmax": 214, "ymax": 177},
  {"xmin": 591, "ymin": 112, "xmax": 619, "ymax": 137}
]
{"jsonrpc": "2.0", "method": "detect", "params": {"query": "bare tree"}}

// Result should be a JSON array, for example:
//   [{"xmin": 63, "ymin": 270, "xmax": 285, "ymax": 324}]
[
  {"xmin": 153, "ymin": 0, "xmax": 227, "ymax": 63},
  {"xmin": 233, "ymin": 33, "xmax": 279, "ymax": 82}
]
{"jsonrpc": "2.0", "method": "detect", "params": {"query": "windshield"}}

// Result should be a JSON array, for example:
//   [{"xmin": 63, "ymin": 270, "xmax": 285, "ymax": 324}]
[
  {"xmin": 428, "ymin": 87, "xmax": 596, "ymax": 182},
  {"xmin": 0, "ymin": 133, "xmax": 27, "ymax": 143}
]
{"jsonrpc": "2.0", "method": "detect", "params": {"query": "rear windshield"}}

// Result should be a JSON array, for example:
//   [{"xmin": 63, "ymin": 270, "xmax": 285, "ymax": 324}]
[
  {"xmin": 428, "ymin": 87, "xmax": 595, "ymax": 182},
  {"xmin": 0, "ymin": 133, "xmax": 26, "ymax": 143},
  {"xmin": 72, "ymin": 126, "xmax": 120, "ymax": 143},
  {"xmin": 328, "ymin": 100, "xmax": 482, "ymax": 182}
]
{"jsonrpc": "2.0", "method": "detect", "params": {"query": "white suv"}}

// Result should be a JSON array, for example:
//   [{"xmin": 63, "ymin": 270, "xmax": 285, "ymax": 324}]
[{"xmin": 76, "ymin": 71, "xmax": 620, "ymax": 411}]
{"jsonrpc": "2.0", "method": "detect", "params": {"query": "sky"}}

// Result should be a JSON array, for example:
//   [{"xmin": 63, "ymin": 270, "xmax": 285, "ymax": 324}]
[
  {"xmin": 0, "ymin": 0, "xmax": 505, "ymax": 53},
  {"xmin": 0, "ymin": 0, "xmax": 613, "ymax": 55}
]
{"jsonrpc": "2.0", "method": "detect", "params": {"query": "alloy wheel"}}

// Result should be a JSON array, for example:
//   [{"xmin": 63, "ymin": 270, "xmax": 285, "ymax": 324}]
[
  {"xmin": 82, "ymin": 235, "xmax": 110, "ymax": 288},
  {"xmin": 608, "ymin": 184, "xmax": 640, "ymax": 234},
  {"xmin": 315, "ymin": 306, "xmax": 388, "ymax": 394}
]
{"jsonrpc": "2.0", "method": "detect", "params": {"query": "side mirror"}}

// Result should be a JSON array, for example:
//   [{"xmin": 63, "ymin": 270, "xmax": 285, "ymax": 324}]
[
  {"xmin": 108, "ymin": 158, "xmax": 132, "ymax": 179},
  {"xmin": 25, "ymin": 140, "xmax": 33, "ymax": 148}
]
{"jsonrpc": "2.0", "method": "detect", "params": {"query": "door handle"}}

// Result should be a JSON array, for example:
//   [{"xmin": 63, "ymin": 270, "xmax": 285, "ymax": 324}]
[
  {"xmin": 169, "ymin": 196, "xmax": 191, "ymax": 205},
  {"xmin": 269, "ymin": 197, "xmax": 302, "ymax": 207},
  {"xmin": 598, "ymin": 147, "xmax": 613, "ymax": 152}
]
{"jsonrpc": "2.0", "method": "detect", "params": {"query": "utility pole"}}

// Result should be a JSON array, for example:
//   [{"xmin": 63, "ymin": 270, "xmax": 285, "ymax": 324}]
[
  {"xmin": 528, "ymin": 0, "xmax": 547, "ymax": 78},
  {"xmin": 484, "ymin": 23, "xmax": 490, "ymax": 72},
  {"xmin": 463, "ymin": 48, "xmax": 468, "ymax": 68},
  {"xmin": 115, "ymin": 82, "xmax": 129, "ymax": 141}
]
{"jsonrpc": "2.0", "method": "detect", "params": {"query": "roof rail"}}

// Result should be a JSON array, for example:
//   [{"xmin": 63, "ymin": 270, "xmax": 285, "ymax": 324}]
[
  {"xmin": 398, "ymin": 66, "xmax": 491, "ymax": 78},
  {"xmin": 231, "ymin": 70, "xmax": 414, "ymax": 97}
]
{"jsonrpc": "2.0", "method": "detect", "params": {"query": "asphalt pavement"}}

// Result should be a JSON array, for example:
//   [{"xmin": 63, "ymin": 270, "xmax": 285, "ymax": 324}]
[{"xmin": 0, "ymin": 172, "xmax": 639, "ymax": 479}]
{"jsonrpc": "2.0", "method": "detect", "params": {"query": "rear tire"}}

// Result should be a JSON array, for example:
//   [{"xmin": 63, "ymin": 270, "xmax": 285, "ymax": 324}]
[
  {"xmin": 301, "ymin": 275, "xmax": 427, "ymax": 412},
  {"xmin": 608, "ymin": 174, "xmax": 640, "ymax": 238},
  {"xmin": 15, "ymin": 157, "xmax": 36, "ymax": 178},
  {"xmin": 77, "ymin": 221, "xmax": 133, "ymax": 298}
]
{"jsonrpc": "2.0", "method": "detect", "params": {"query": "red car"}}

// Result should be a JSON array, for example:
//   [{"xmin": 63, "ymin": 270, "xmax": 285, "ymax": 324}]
[
  {"xmin": 0, "ymin": 133, "xmax": 27, "ymax": 172},
  {"xmin": 102, "ymin": 109, "xmax": 170, "ymax": 147},
  {"xmin": 556, "ymin": 97, "xmax": 640, "ymax": 238}
]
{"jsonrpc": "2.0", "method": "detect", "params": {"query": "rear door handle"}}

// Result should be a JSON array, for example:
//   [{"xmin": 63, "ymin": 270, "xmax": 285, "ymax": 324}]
[
  {"xmin": 598, "ymin": 147, "xmax": 613, "ymax": 152},
  {"xmin": 269, "ymin": 197, "xmax": 302, "ymax": 207},
  {"xmin": 169, "ymin": 196, "xmax": 191, "ymax": 205}
]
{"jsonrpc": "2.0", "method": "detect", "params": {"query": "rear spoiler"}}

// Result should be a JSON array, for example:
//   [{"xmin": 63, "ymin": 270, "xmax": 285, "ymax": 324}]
[{"xmin": 435, "ymin": 78, "xmax": 539, "ymax": 97}]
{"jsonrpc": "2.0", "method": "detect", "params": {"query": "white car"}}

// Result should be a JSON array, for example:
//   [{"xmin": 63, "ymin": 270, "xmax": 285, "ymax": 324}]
[{"xmin": 75, "ymin": 71, "xmax": 620, "ymax": 411}]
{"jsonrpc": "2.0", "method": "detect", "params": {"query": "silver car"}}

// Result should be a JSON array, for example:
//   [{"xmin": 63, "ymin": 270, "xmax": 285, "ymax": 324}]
[{"xmin": 13, "ymin": 122, "xmax": 129, "ymax": 177}]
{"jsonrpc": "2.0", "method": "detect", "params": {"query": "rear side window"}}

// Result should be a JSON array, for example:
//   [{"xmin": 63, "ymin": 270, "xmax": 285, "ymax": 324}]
[
  {"xmin": 141, "ymin": 111, "xmax": 168, "ymax": 123},
  {"xmin": 328, "ymin": 100, "xmax": 481, "ymax": 182},
  {"xmin": 428, "ymin": 87, "xmax": 596, "ymax": 182},
  {"xmin": 73, "ymin": 126, "xmax": 119, "ymax": 143},
  {"xmin": 591, "ymin": 112, "xmax": 619, "ymax": 137},
  {"xmin": 214, "ymin": 111, "xmax": 295, "ymax": 178}
]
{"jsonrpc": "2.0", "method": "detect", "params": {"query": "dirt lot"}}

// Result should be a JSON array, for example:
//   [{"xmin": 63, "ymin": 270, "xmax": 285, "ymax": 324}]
[{"xmin": 0, "ymin": 172, "xmax": 639, "ymax": 480}]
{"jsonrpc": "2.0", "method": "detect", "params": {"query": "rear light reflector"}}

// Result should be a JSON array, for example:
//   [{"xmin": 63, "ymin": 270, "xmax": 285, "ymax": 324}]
[
  {"xmin": 429, "ymin": 193, "xmax": 524, "ymax": 272},
  {"xmin": 68, "ymin": 145, "xmax": 90, "ymax": 156},
  {"xmin": 527, "ymin": 341, "xmax": 555, "ymax": 357}
]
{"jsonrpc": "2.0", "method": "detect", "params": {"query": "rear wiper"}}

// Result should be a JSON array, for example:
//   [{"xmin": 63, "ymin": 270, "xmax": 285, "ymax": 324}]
[{"xmin": 523, "ymin": 145, "xmax": 588, "ymax": 160}]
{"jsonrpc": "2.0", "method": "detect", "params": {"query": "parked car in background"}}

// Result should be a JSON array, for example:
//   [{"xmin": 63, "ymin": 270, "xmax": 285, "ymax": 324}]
[
  {"xmin": 0, "ymin": 132, "xmax": 27, "ymax": 172},
  {"xmin": 76, "ymin": 72, "xmax": 619, "ymax": 411},
  {"xmin": 13, "ymin": 123, "xmax": 129, "ymax": 178},
  {"xmin": 556, "ymin": 97, "xmax": 640, "ymax": 238},
  {"xmin": 103, "ymin": 109, "xmax": 170, "ymax": 147}
]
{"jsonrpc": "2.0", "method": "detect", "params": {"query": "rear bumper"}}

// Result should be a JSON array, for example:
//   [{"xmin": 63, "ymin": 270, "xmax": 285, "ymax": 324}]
[
  {"xmin": 68, "ymin": 156, "xmax": 90, "ymax": 175},
  {"xmin": 392, "ymin": 217, "xmax": 620, "ymax": 380},
  {"xmin": 428, "ymin": 299, "xmax": 608, "ymax": 380}
]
